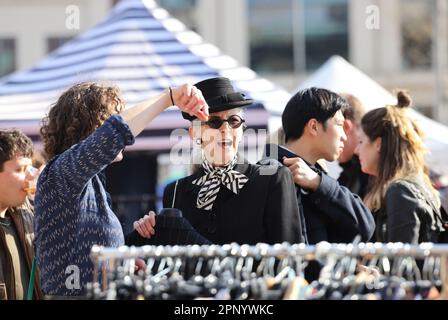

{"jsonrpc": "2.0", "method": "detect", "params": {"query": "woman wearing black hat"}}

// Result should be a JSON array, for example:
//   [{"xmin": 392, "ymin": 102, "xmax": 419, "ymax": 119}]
[{"xmin": 162, "ymin": 77, "xmax": 303, "ymax": 245}]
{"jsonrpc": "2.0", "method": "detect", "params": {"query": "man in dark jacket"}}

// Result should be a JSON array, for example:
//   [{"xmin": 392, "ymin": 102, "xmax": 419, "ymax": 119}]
[
  {"xmin": 337, "ymin": 93, "xmax": 369, "ymax": 199},
  {"xmin": 261, "ymin": 87, "xmax": 375, "ymax": 245},
  {"xmin": 0, "ymin": 129, "xmax": 42, "ymax": 299}
]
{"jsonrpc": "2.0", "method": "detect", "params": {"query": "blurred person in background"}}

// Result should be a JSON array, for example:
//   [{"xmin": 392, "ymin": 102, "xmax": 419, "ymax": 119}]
[
  {"xmin": 337, "ymin": 93, "xmax": 370, "ymax": 199},
  {"xmin": 32, "ymin": 149, "xmax": 46, "ymax": 174}
]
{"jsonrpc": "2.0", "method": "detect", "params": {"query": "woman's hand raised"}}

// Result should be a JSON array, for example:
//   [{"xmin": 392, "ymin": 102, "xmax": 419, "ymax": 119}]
[{"xmin": 171, "ymin": 84, "xmax": 209, "ymax": 121}]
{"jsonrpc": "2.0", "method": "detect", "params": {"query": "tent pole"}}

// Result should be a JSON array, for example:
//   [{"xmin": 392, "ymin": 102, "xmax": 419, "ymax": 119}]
[{"xmin": 292, "ymin": 0, "xmax": 306, "ymax": 75}]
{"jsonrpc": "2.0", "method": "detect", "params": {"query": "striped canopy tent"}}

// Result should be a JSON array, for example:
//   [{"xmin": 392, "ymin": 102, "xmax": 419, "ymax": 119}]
[{"xmin": 0, "ymin": 0, "xmax": 290, "ymax": 151}]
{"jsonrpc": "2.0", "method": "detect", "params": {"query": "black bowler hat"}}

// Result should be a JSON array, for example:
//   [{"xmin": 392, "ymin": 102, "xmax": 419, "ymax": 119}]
[{"xmin": 181, "ymin": 77, "xmax": 253, "ymax": 121}]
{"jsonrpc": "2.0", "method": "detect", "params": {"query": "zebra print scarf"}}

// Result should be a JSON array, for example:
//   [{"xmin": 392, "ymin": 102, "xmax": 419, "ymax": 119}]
[{"xmin": 192, "ymin": 156, "xmax": 248, "ymax": 211}]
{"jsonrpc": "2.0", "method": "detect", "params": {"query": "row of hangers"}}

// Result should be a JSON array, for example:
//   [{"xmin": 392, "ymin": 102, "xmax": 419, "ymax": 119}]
[{"xmin": 86, "ymin": 242, "xmax": 448, "ymax": 300}]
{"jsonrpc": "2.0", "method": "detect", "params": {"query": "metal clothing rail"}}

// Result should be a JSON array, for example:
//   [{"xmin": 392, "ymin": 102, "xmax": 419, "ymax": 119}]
[
  {"xmin": 89, "ymin": 242, "xmax": 448, "ymax": 300},
  {"xmin": 90, "ymin": 242, "xmax": 448, "ymax": 262}
]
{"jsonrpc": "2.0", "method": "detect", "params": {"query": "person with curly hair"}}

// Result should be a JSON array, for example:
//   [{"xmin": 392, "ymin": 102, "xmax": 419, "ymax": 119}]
[
  {"xmin": 355, "ymin": 90, "xmax": 445, "ymax": 243},
  {"xmin": 34, "ymin": 82, "xmax": 208, "ymax": 296}
]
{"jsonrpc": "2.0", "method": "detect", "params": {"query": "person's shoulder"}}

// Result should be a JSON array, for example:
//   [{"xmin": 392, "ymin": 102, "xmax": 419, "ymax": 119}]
[
  {"xmin": 39, "ymin": 155, "xmax": 59, "ymax": 175},
  {"xmin": 385, "ymin": 179, "xmax": 421, "ymax": 205},
  {"xmin": 249, "ymin": 161, "xmax": 291, "ymax": 182},
  {"xmin": 257, "ymin": 157, "xmax": 283, "ymax": 167},
  {"xmin": 387, "ymin": 179, "xmax": 419, "ymax": 194}
]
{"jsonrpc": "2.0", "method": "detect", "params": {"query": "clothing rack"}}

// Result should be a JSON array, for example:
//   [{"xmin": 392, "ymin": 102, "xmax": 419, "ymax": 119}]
[
  {"xmin": 89, "ymin": 242, "xmax": 448, "ymax": 300},
  {"xmin": 91, "ymin": 242, "xmax": 448, "ymax": 261}
]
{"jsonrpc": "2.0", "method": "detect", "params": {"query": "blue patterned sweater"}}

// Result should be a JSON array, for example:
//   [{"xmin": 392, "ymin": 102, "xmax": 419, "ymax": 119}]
[{"xmin": 34, "ymin": 115, "xmax": 135, "ymax": 296}]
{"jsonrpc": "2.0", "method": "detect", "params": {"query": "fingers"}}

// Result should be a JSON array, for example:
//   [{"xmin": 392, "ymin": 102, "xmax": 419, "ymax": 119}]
[
  {"xmin": 170, "ymin": 84, "xmax": 189, "ymax": 106},
  {"xmin": 148, "ymin": 211, "xmax": 156, "ymax": 228},
  {"xmin": 173, "ymin": 84, "xmax": 192, "ymax": 109},
  {"xmin": 133, "ymin": 213, "xmax": 156, "ymax": 238},
  {"xmin": 135, "ymin": 258, "xmax": 147, "ymax": 272},
  {"xmin": 133, "ymin": 221, "xmax": 144, "ymax": 237},
  {"xmin": 283, "ymin": 157, "xmax": 299, "ymax": 174},
  {"xmin": 173, "ymin": 84, "xmax": 209, "ymax": 121},
  {"xmin": 283, "ymin": 157, "xmax": 310, "ymax": 172},
  {"xmin": 189, "ymin": 89, "xmax": 209, "ymax": 121},
  {"xmin": 195, "ymin": 107, "xmax": 209, "ymax": 121},
  {"xmin": 282, "ymin": 156, "xmax": 296, "ymax": 166},
  {"xmin": 139, "ymin": 217, "xmax": 152, "ymax": 236},
  {"xmin": 282, "ymin": 157, "xmax": 302, "ymax": 184},
  {"xmin": 134, "ymin": 220, "xmax": 148, "ymax": 238},
  {"xmin": 182, "ymin": 87, "xmax": 202, "ymax": 114},
  {"xmin": 282, "ymin": 156, "xmax": 303, "ymax": 167},
  {"xmin": 178, "ymin": 84, "xmax": 194, "ymax": 107}
]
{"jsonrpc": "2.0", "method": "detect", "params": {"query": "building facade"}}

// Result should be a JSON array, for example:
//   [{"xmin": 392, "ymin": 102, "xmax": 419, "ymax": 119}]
[{"xmin": 0, "ymin": 0, "xmax": 446, "ymax": 122}]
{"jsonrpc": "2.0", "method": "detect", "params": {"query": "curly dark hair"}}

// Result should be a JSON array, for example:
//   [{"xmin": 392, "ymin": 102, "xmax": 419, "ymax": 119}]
[
  {"xmin": 0, "ymin": 129, "xmax": 34, "ymax": 171},
  {"xmin": 40, "ymin": 82, "xmax": 124, "ymax": 160}
]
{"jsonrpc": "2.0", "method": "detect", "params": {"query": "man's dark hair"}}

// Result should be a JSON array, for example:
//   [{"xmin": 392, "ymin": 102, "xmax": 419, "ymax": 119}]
[
  {"xmin": 0, "ymin": 129, "xmax": 34, "ymax": 171},
  {"xmin": 282, "ymin": 87, "xmax": 348, "ymax": 142}
]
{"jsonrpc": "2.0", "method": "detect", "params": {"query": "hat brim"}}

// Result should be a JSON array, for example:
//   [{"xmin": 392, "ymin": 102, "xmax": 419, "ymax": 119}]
[{"xmin": 182, "ymin": 99, "xmax": 253, "ymax": 121}]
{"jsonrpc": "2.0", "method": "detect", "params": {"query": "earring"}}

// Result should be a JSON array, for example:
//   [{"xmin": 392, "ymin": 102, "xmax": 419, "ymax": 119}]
[{"xmin": 195, "ymin": 138, "xmax": 202, "ymax": 145}]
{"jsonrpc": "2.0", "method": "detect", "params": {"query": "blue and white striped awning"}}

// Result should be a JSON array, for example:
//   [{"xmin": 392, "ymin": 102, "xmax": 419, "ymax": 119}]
[{"xmin": 0, "ymin": 0, "xmax": 290, "ymax": 150}]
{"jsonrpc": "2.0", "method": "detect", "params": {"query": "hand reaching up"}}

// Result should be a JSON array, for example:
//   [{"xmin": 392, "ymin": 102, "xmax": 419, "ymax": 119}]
[{"xmin": 171, "ymin": 84, "xmax": 209, "ymax": 121}]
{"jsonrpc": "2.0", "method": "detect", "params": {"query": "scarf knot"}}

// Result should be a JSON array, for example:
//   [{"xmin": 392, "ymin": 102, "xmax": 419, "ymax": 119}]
[{"xmin": 192, "ymin": 156, "xmax": 248, "ymax": 211}]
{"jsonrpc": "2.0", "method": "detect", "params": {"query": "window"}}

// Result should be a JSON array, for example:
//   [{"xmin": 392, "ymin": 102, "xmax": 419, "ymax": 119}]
[
  {"xmin": 47, "ymin": 37, "xmax": 72, "ymax": 53},
  {"xmin": 156, "ymin": 0, "xmax": 198, "ymax": 31},
  {"xmin": 0, "ymin": 39, "xmax": 16, "ymax": 78},
  {"xmin": 401, "ymin": 0, "xmax": 432, "ymax": 70},
  {"xmin": 303, "ymin": 0, "xmax": 348, "ymax": 70},
  {"xmin": 248, "ymin": 0, "xmax": 348, "ymax": 73},
  {"xmin": 248, "ymin": 0, "xmax": 293, "ymax": 73}
]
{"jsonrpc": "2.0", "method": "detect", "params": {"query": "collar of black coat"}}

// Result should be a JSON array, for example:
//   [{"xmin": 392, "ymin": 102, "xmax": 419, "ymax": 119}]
[
  {"xmin": 184, "ymin": 158, "xmax": 251, "ymax": 192},
  {"xmin": 339, "ymin": 154, "xmax": 361, "ymax": 169},
  {"xmin": 263, "ymin": 143, "xmax": 325, "ymax": 174}
]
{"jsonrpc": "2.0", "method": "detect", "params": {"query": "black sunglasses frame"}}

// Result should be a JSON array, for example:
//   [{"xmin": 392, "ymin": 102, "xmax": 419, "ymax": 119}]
[{"xmin": 202, "ymin": 114, "xmax": 246, "ymax": 129}]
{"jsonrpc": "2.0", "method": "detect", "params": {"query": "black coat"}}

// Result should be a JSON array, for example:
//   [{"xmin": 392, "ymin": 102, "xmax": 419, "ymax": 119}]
[
  {"xmin": 374, "ymin": 178, "xmax": 445, "ymax": 244},
  {"xmin": 261, "ymin": 144, "xmax": 375, "ymax": 244},
  {"xmin": 338, "ymin": 155, "xmax": 370, "ymax": 199},
  {"xmin": 162, "ymin": 162, "xmax": 303, "ymax": 245}
]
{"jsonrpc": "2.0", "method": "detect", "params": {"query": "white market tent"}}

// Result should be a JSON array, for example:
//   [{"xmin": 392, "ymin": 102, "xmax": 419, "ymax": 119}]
[
  {"xmin": 0, "ymin": 0, "xmax": 290, "ymax": 151},
  {"xmin": 296, "ymin": 55, "xmax": 448, "ymax": 175}
]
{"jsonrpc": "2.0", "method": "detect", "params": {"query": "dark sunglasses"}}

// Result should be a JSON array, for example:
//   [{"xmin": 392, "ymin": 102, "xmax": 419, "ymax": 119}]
[{"xmin": 202, "ymin": 115, "xmax": 245, "ymax": 129}]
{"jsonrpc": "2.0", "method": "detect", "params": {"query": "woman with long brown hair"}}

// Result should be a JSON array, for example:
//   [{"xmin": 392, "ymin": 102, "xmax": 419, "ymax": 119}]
[{"xmin": 355, "ymin": 90, "xmax": 445, "ymax": 243}]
